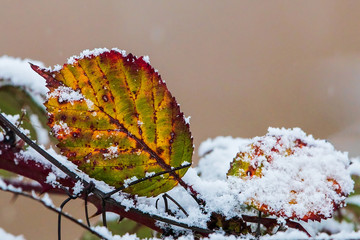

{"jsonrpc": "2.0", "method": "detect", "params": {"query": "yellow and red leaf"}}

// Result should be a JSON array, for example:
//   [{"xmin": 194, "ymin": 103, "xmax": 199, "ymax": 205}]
[{"xmin": 32, "ymin": 49, "xmax": 193, "ymax": 197}]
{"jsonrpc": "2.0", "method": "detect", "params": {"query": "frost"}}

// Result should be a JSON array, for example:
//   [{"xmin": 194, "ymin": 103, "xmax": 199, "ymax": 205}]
[
  {"xmin": 45, "ymin": 172, "xmax": 57, "ymax": 186},
  {"xmin": 72, "ymin": 180, "xmax": 84, "ymax": 195},
  {"xmin": 1, "ymin": 113, "xmax": 30, "ymax": 137},
  {"xmin": 145, "ymin": 172, "xmax": 156, "ymax": 177},
  {"xmin": 85, "ymin": 98, "xmax": 95, "ymax": 110},
  {"xmin": 142, "ymin": 55, "xmax": 150, "ymax": 64},
  {"xmin": 104, "ymin": 146, "xmax": 119, "ymax": 160},
  {"xmin": 48, "ymin": 86, "xmax": 84, "ymax": 103},
  {"xmin": 52, "ymin": 121, "xmax": 70, "ymax": 136},
  {"xmin": 181, "ymin": 161, "xmax": 191, "ymax": 166},
  {"xmin": 66, "ymin": 48, "xmax": 127, "ymax": 66},
  {"xmin": 41, "ymin": 193, "xmax": 54, "ymax": 207},
  {"xmin": 123, "ymin": 176, "xmax": 138, "ymax": 187},
  {"xmin": 184, "ymin": 115, "xmax": 191, "ymax": 124}
]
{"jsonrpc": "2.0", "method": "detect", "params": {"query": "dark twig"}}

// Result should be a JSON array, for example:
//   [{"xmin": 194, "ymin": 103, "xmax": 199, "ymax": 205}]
[
  {"xmin": 84, "ymin": 182, "xmax": 95, "ymax": 227},
  {"xmin": 102, "ymin": 198, "xmax": 107, "ymax": 227},
  {"xmin": 256, "ymin": 211, "xmax": 262, "ymax": 238},
  {"xmin": 163, "ymin": 193, "xmax": 188, "ymax": 217},
  {"xmin": 0, "ymin": 184, "xmax": 107, "ymax": 240},
  {"xmin": 58, "ymin": 195, "xmax": 77, "ymax": 240},
  {"xmin": 103, "ymin": 163, "xmax": 191, "ymax": 198}
]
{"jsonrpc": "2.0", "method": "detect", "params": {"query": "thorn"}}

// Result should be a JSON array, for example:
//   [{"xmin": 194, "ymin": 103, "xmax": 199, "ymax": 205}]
[
  {"xmin": 11, "ymin": 193, "xmax": 19, "ymax": 203},
  {"xmin": 117, "ymin": 215, "xmax": 125, "ymax": 223}
]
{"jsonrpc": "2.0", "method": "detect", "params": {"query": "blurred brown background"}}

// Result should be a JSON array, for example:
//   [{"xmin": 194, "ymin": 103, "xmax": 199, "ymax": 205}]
[{"xmin": 1, "ymin": 1, "xmax": 360, "ymax": 239}]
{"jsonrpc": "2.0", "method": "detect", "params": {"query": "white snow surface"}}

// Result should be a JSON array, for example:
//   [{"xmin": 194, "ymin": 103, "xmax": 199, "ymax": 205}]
[
  {"xmin": 349, "ymin": 157, "xmax": 360, "ymax": 176},
  {"xmin": 66, "ymin": 48, "xmax": 127, "ymax": 66},
  {"xmin": 0, "ymin": 55, "xmax": 47, "ymax": 105},
  {"xmin": 197, "ymin": 136, "xmax": 251, "ymax": 180},
  {"xmin": 226, "ymin": 127, "xmax": 353, "ymax": 220},
  {"xmin": 48, "ymin": 86, "xmax": 85, "ymax": 103},
  {"xmin": 0, "ymin": 228, "xmax": 25, "ymax": 240}
]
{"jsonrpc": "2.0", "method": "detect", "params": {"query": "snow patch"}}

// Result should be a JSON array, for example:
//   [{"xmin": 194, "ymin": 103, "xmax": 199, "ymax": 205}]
[
  {"xmin": 48, "ymin": 86, "xmax": 84, "ymax": 103},
  {"xmin": 66, "ymin": 48, "xmax": 127, "ymax": 66},
  {"xmin": 227, "ymin": 127, "xmax": 354, "ymax": 220},
  {"xmin": 142, "ymin": 55, "xmax": 150, "ymax": 64},
  {"xmin": 0, "ymin": 55, "xmax": 47, "ymax": 97},
  {"xmin": 0, "ymin": 228, "xmax": 25, "ymax": 240},
  {"xmin": 104, "ymin": 146, "xmax": 119, "ymax": 160}
]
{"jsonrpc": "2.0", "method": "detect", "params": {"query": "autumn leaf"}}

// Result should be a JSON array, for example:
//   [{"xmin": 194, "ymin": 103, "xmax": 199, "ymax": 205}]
[{"xmin": 31, "ymin": 49, "xmax": 193, "ymax": 197}]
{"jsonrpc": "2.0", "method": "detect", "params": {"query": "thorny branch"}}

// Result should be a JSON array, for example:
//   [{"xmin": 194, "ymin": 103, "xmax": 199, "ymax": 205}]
[
  {"xmin": 0, "ymin": 112, "xmax": 213, "ymax": 236},
  {"xmin": 0, "ymin": 112, "xmax": 311, "ymax": 238}
]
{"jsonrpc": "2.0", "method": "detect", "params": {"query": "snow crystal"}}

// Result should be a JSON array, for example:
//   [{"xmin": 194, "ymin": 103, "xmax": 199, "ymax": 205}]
[
  {"xmin": 123, "ymin": 176, "xmax": 138, "ymax": 187},
  {"xmin": 145, "ymin": 172, "xmax": 156, "ymax": 177},
  {"xmin": 2, "ymin": 113, "xmax": 20, "ymax": 126},
  {"xmin": 1, "ymin": 113, "xmax": 30, "ymax": 137},
  {"xmin": 104, "ymin": 146, "xmax": 119, "ymax": 160},
  {"xmin": 0, "ymin": 228, "xmax": 25, "ymax": 240},
  {"xmin": 66, "ymin": 48, "xmax": 127, "ymax": 66},
  {"xmin": 52, "ymin": 121, "xmax": 70, "ymax": 136},
  {"xmin": 45, "ymin": 172, "xmax": 57, "ymax": 186},
  {"xmin": 72, "ymin": 180, "xmax": 84, "ymax": 195},
  {"xmin": 85, "ymin": 98, "xmax": 95, "ymax": 110},
  {"xmin": 142, "ymin": 55, "xmax": 150, "ymax": 64},
  {"xmin": 184, "ymin": 115, "xmax": 191, "ymax": 125},
  {"xmin": 181, "ymin": 161, "xmax": 191, "ymax": 166},
  {"xmin": 48, "ymin": 86, "xmax": 84, "ymax": 103},
  {"xmin": 41, "ymin": 193, "xmax": 54, "ymax": 207}
]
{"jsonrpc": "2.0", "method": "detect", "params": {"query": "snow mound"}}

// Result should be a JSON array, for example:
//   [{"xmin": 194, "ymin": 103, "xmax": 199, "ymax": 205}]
[
  {"xmin": 0, "ymin": 55, "xmax": 46, "ymax": 106},
  {"xmin": 227, "ymin": 127, "xmax": 354, "ymax": 221}
]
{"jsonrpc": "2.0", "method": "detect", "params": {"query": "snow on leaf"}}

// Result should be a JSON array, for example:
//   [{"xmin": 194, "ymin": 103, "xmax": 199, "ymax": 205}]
[
  {"xmin": 227, "ymin": 127, "xmax": 354, "ymax": 221},
  {"xmin": 31, "ymin": 48, "xmax": 193, "ymax": 197}
]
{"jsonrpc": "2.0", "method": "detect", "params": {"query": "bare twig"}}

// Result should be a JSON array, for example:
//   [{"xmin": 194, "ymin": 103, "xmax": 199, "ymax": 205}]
[{"xmin": 0, "ymin": 183, "xmax": 108, "ymax": 240}]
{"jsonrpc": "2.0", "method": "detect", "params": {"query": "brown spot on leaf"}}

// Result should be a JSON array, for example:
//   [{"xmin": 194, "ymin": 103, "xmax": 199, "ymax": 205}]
[
  {"xmin": 156, "ymin": 147, "xmax": 164, "ymax": 155},
  {"xmin": 102, "ymin": 95, "xmax": 108, "ymax": 102}
]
